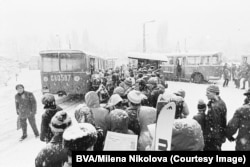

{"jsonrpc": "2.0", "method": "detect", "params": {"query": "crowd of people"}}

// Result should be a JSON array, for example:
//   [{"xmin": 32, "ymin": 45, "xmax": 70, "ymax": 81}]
[
  {"xmin": 13, "ymin": 64, "xmax": 250, "ymax": 167},
  {"xmin": 223, "ymin": 62, "xmax": 250, "ymax": 89}
]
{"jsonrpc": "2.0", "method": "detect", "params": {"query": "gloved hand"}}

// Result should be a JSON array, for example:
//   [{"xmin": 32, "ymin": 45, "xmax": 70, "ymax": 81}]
[{"xmin": 228, "ymin": 136, "xmax": 235, "ymax": 142}]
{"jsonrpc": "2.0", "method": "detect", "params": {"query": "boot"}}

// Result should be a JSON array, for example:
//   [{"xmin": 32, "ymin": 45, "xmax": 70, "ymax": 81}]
[{"xmin": 19, "ymin": 135, "xmax": 27, "ymax": 141}]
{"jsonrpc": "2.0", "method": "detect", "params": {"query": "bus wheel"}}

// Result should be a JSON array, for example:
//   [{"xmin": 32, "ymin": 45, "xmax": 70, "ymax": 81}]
[{"xmin": 193, "ymin": 73, "xmax": 203, "ymax": 83}]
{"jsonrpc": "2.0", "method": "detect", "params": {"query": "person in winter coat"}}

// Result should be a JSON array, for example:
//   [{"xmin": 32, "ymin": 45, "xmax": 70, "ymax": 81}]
[
  {"xmin": 204, "ymin": 85, "xmax": 227, "ymax": 151},
  {"xmin": 226, "ymin": 89, "xmax": 250, "ymax": 151},
  {"xmin": 223, "ymin": 67, "xmax": 230, "ymax": 87},
  {"xmin": 126, "ymin": 90, "xmax": 143, "ymax": 136},
  {"xmin": 193, "ymin": 99, "xmax": 207, "ymax": 134},
  {"xmin": 40, "ymin": 93, "xmax": 63, "ymax": 143},
  {"xmin": 62, "ymin": 123, "xmax": 97, "ymax": 167},
  {"xmin": 85, "ymin": 91, "xmax": 110, "ymax": 136},
  {"xmin": 138, "ymin": 106, "xmax": 156, "ymax": 151},
  {"xmin": 74, "ymin": 105, "xmax": 105, "ymax": 151},
  {"xmin": 174, "ymin": 89, "xmax": 189, "ymax": 118},
  {"xmin": 147, "ymin": 77, "xmax": 162, "ymax": 108},
  {"xmin": 109, "ymin": 109, "xmax": 134, "ymax": 134},
  {"xmin": 35, "ymin": 111, "xmax": 72, "ymax": 167},
  {"xmin": 15, "ymin": 84, "xmax": 39, "ymax": 141}
]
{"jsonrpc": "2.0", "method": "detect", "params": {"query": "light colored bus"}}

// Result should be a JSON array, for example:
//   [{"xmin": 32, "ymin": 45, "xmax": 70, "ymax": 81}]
[{"xmin": 160, "ymin": 52, "xmax": 223, "ymax": 83}]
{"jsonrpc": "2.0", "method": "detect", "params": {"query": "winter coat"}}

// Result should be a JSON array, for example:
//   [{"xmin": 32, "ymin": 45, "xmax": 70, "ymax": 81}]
[
  {"xmin": 35, "ymin": 134, "xmax": 67, "ymax": 167},
  {"xmin": 172, "ymin": 118, "xmax": 204, "ymax": 151},
  {"xmin": 148, "ymin": 89, "xmax": 162, "ymax": 108},
  {"xmin": 223, "ymin": 68, "xmax": 230, "ymax": 80},
  {"xmin": 126, "ymin": 106, "xmax": 141, "ymax": 136},
  {"xmin": 15, "ymin": 91, "xmax": 37, "ymax": 119},
  {"xmin": 204, "ymin": 97, "xmax": 227, "ymax": 145},
  {"xmin": 138, "ymin": 106, "xmax": 156, "ymax": 151},
  {"xmin": 226, "ymin": 104, "xmax": 250, "ymax": 151},
  {"xmin": 109, "ymin": 109, "xmax": 134, "ymax": 134},
  {"xmin": 85, "ymin": 91, "xmax": 110, "ymax": 136},
  {"xmin": 193, "ymin": 112, "xmax": 206, "ymax": 134},
  {"xmin": 74, "ymin": 104, "xmax": 105, "ymax": 151},
  {"xmin": 40, "ymin": 105, "xmax": 63, "ymax": 142}
]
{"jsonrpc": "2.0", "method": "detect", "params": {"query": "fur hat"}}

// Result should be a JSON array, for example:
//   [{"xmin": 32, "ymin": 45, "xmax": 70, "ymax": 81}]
[
  {"xmin": 15, "ymin": 84, "xmax": 24, "ymax": 90},
  {"xmin": 207, "ymin": 85, "xmax": 220, "ymax": 94},
  {"xmin": 63, "ymin": 123, "xmax": 98, "ymax": 151},
  {"xmin": 127, "ymin": 90, "xmax": 142, "ymax": 104},
  {"xmin": 50, "ymin": 111, "xmax": 72, "ymax": 133},
  {"xmin": 197, "ymin": 99, "xmax": 206, "ymax": 110},
  {"xmin": 113, "ymin": 86, "xmax": 125, "ymax": 97},
  {"xmin": 171, "ymin": 118, "xmax": 204, "ymax": 151},
  {"xmin": 110, "ymin": 109, "xmax": 129, "ymax": 133},
  {"xmin": 74, "ymin": 104, "xmax": 95, "ymax": 125}
]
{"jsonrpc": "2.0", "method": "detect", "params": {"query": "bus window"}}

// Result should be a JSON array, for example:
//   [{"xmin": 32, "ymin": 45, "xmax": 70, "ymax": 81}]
[
  {"xmin": 60, "ymin": 53, "xmax": 83, "ymax": 72},
  {"xmin": 211, "ymin": 56, "xmax": 219, "ymax": 65},
  {"xmin": 187, "ymin": 56, "xmax": 201, "ymax": 65},
  {"xmin": 168, "ymin": 57, "xmax": 174, "ymax": 65},
  {"xmin": 41, "ymin": 53, "xmax": 59, "ymax": 72}
]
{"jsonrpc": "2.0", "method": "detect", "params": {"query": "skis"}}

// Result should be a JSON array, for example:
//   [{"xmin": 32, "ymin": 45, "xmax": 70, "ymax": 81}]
[{"xmin": 154, "ymin": 94, "xmax": 176, "ymax": 151}]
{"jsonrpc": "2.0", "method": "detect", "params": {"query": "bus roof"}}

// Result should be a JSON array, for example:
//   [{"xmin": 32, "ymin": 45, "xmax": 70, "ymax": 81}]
[
  {"xmin": 164, "ymin": 52, "xmax": 222, "ymax": 57},
  {"xmin": 39, "ymin": 50, "xmax": 85, "ymax": 54},
  {"xmin": 127, "ymin": 52, "xmax": 168, "ymax": 62}
]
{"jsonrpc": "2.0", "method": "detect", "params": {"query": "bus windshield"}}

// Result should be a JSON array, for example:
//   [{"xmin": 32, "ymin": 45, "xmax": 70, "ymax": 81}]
[
  {"xmin": 60, "ymin": 53, "xmax": 85, "ymax": 72},
  {"xmin": 41, "ymin": 53, "xmax": 59, "ymax": 72}
]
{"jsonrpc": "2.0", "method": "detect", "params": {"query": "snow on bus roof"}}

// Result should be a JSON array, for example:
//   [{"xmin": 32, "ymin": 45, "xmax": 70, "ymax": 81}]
[
  {"xmin": 39, "ymin": 50, "xmax": 85, "ymax": 54},
  {"xmin": 163, "ymin": 52, "xmax": 222, "ymax": 57},
  {"xmin": 127, "ymin": 52, "xmax": 168, "ymax": 62}
]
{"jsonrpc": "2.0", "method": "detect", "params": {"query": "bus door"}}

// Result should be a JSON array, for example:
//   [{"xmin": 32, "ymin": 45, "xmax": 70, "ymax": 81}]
[{"xmin": 176, "ymin": 57, "xmax": 183, "ymax": 78}]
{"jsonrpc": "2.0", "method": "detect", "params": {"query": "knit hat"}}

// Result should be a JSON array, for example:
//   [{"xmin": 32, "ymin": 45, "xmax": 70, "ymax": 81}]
[
  {"xmin": 110, "ymin": 109, "xmax": 129, "ymax": 133},
  {"xmin": 127, "ymin": 90, "xmax": 142, "ymax": 104},
  {"xmin": 113, "ymin": 86, "xmax": 125, "ymax": 97},
  {"xmin": 206, "ymin": 85, "xmax": 220, "ymax": 94},
  {"xmin": 74, "ymin": 104, "xmax": 95, "ymax": 125},
  {"xmin": 174, "ymin": 89, "xmax": 186, "ymax": 98},
  {"xmin": 108, "ymin": 94, "xmax": 123, "ymax": 107},
  {"xmin": 243, "ymin": 89, "xmax": 250, "ymax": 96},
  {"xmin": 15, "ymin": 84, "xmax": 24, "ymax": 90},
  {"xmin": 63, "ymin": 123, "xmax": 98, "ymax": 151},
  {"xmin": 124, "ymin": 78, "xmax": 132, "ymax": 87},
  {"xmin": 50, "ymin": 111, "xmax": 72, "ymax": 133},
  {"xmin": 171, "ymin": 118, "xmax": 204, "ymax": 151},
  {"xmin": 197, "ymin": 99, "xmax": 206, "ymax": 110}
]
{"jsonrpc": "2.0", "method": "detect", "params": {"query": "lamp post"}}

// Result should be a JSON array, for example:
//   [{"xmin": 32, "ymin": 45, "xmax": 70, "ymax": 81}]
[{"xmin": 143, "ymin": 20, "xmax": 155, "ymax": 53}]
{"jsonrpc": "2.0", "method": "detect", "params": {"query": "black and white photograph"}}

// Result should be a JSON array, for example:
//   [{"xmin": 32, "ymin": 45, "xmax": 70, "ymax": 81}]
[{"xmin": 0, "ymin": 0, "xmax": 250, "ymax": 166}]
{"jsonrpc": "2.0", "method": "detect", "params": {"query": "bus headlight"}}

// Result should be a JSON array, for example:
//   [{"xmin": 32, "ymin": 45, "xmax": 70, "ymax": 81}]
[
  {"xmin": 74, "ymin": 76, "xmax": 80, "ymax": 82},
  {"xmin": 43, "ymin": 76, "xmax": 48, "ymax": 82}
]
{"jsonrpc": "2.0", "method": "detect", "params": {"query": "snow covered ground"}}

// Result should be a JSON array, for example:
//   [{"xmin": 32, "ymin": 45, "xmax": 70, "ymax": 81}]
[{"xmin": 0, "ymin": 69, "xmax": 246, "ymax": 166}]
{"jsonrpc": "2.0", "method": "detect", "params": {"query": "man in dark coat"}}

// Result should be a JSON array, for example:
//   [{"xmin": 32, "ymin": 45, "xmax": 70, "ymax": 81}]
[
  {"xmin": 15, "ymin": 84, "xmax": 39, "ymax": 141},
  {"xmin": 204, "ymin": 85, "xmax": 227, "ymax": 151},
  {"xmin": 40, "ymin": 93, "xmax": 62, "ymax": 143},
  {"xmin": 226, "ymin": 89, "xmax": 250, "ymax": 151}
]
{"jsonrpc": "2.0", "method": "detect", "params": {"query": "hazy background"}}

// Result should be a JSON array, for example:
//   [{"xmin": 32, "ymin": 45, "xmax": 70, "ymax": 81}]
[{"xmin": 1, "ymin": 0, "xmax": 250, "ymax": 62}]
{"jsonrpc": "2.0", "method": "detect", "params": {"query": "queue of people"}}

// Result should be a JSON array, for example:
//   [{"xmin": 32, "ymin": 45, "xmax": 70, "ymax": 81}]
[{"xmin": 13, "ymin": 65, "xmax": 250, "ymax": 167}]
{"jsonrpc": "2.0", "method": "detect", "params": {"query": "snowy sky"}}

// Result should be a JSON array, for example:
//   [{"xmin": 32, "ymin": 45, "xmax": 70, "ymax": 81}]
[{"xmin": 1, "ymin": 0, "xmax": 250, "ymax": 59}]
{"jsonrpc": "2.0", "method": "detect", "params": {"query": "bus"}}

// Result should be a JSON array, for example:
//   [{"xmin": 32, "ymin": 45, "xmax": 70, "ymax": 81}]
[
  {"xmin": 40, "ymin": 50, "xmax": 107, "ymax": 95},
  {"xmin": 127, "ymin": 52, "xmax": 168, "ymax": 69},
  {"xmin": 160, "ymin": 52, "xmax": 223, "ymax": 83}
]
